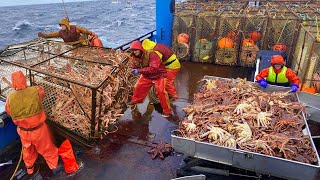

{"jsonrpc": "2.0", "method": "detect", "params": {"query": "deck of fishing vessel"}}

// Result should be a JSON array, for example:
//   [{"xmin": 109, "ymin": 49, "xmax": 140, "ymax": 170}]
[{"xmin": 0, "ymin": 61, "xmax": 264, "ymax": 180}]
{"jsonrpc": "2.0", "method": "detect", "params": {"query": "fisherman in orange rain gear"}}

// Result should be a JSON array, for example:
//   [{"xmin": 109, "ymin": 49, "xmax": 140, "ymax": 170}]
[
  {"xmin": 38, "ymin": 18, "xmax": 96, "ymax": 45},
  {"xmin": 88, "ymin": 33, "xmax": 103, "ymax": 47},
  {"xmin": 5, "ymin": 71, "xmax": 59, "ymax": 175},
  {"xmin": 142, "ymin": 39, "xmax": 181, "ymax": 100},
  {"xmin": 128, "ymin": 40, "xmax": 172, "ymax": 117},
  {"xmin": 256, "ymin": 55, "xmax": 300, "ymax": 92},
  {"xmin": 5, "ymin": 71, "xmax": 79, "ymax": 175}
]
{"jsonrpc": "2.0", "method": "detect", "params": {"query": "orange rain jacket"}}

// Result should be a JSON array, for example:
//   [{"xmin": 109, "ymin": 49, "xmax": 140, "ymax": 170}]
[
  {"xmin": 5, "ymin": 71, "xmax": 58, "ymax": 174},
  {"xmin": 39, "ymin": 18, "xmax": 94, "ymax": 45},
  {"xmin": 256, "ymin": 55, "xmax": 300, "ymax": 85}
]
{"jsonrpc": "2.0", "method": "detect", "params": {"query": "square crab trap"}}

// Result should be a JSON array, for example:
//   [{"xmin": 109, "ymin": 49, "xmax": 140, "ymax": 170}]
[
  {"xmin": 172, "ymin": 10, "xmax": 197, "ymax": 62},
  {"xmin": 192, "ymin": 11, "xmax": 222, "ymax": 63},
  {"xmin": 239, "ymin": 9, "xmax": 268, "ymax": 67},
  {"xmin": 214, "ymin": 10, "xmax": 244, "ymax": 66},
  {"xmin": 291, "ymin": 24, "xmax": 320, "ymax": 94},
  {"xmin": 0, "ymin": 41, "xmax": 135, "ymax": 146},
  {"xmin": 264, "ymin": 12, "xmax": 300, "ymax": 61}
]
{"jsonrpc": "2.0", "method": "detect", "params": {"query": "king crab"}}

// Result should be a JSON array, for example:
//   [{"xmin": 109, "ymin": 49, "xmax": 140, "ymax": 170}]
[
  {"xmin": 148, "ymin": 141, "xmax": 174, "ymax": 160},
  {"xmin": 256, "ymin": 112, "xmax": 272, "ymax": 127}
]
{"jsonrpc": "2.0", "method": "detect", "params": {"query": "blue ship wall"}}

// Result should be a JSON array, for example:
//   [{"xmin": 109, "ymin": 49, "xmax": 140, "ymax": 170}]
[{"xmin": 156, "ymin": 0, "xmax": 174, "ymax": 47}]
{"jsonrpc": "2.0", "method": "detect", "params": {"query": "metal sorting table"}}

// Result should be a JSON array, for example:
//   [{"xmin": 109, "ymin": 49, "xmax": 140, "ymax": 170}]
[{"xmin": 172, "ymin": 75, "xmax": 320, "ymax": 180}]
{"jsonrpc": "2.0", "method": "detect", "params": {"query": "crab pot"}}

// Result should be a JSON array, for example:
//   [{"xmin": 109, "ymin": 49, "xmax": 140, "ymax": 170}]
[
  {"xmin": 192, "ymin": 11, "xmax": 221, "ymax": 63},
  {"xmin": 264, "ymin": 13, "xmax": 299, "ymax": 62},
  {"xmin": 172, "ymin": 11, "xmax": 197, "ymax": 61},
  {"xmin": 291, "ymin": 25, "xmax": 320, "ymax": 92},
  {"xmin": 238, "ymin": 10, "xmax": 267, "ymax": 67},
  {"xmin": 0, "ymin": 42, "xmax": 132, "ymax": 146},
  {"xmin": 214, "ymin": 11, "xmax": 243, "ymax": 65}
]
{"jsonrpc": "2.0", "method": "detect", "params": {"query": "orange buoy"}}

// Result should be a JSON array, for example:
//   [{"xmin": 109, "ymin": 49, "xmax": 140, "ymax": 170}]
[
  {"xmin": 299, "ymin": 83, "xmax": 316, "ymax": 94},
  {"xmin": 218, "ymin": 38, "xmax": 234, "ymax": 49},
  {"xmin": 242, "ymin": 38, "xmax": 255, "ymax": 47},
  {"xmin": 177, "ymin": 33, "xmax": 190, "ymax": 43},
  {"xmin": 249, "ymin": 31, "xmax": 261, "ymax": 41},
  {"xmin": 273, "ymin": 43, "xmax": 287, "ymax": 52}
]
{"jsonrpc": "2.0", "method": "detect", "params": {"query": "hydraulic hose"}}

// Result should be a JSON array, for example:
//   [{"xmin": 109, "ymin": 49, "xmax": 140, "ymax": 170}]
[{"xmin": 10, "ymin": 146, "xmax": 23, "ymax": 180}]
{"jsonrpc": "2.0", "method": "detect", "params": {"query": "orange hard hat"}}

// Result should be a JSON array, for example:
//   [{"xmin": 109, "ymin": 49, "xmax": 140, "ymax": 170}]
[
  {"xmin": 177, "ymin": 33, "xmax": 189, "ymax": 43},
  {"xmin": 218, "ymin": 38, "xmax": 234, "ymax": 48},
  {"xmin": 273, "ymin": 43, "xmax": 287, "ymax": 52},
  {"xmin": 271, "ymin": 55, "xmax": 285, "ymax": 65},
  {"xmin": 129, "ymin": 40, "xmax": 143, "ymax": 51},
  {"xmin": 242, "ymin": 38, "xmax": 255, "ymax": 47}
]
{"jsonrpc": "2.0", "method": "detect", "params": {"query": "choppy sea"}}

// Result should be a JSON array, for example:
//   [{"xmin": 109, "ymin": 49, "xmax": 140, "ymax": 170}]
[{"xmin": 0, "ymin": 0, "xmax": 157, "ymax": 49}]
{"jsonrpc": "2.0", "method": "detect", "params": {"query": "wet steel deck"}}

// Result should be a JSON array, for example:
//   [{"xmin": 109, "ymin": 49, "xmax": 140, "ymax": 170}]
[{"xmin": 1, "ymin": 62, "xmax": 255, "ymax": 180}]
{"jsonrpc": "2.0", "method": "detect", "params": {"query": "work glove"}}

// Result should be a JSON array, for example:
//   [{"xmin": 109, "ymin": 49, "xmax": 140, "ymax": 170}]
[
  {"xmin": 132, "ymin": 69, "xmax": 139, "ymax": 75},
  {"xmin": 257, "ymin": 79, "xmax": 268, "ymax": 88},
  {"xmin": 290, "ymin": 84, "xmax": 299, "ymax": 92},
  {"xmin": 38, "ymin": 32, "xmax": 44, "ymax": 37}
]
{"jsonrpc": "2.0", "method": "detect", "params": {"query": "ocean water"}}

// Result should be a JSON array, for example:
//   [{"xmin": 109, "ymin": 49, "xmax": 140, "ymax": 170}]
[{"xmin": 0, "ymin": 0, "xmax": 156, "ymax": 49}]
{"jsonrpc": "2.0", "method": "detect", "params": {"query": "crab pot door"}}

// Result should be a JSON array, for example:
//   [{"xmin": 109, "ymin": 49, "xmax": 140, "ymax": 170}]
[
  {"xmin": 265, "ymin": 17, "xmax": 299, "ymax": 61},
  {"xmin": 192, "ymin": 12, "xmax": 217, "ymax": 63},
  {"xmin": 214, "ymin": 14, "xmax": 243, "ymax": 65},
  {"xmin": 172, "ymin": 11, "xmax": 197, "ymax": 61}
]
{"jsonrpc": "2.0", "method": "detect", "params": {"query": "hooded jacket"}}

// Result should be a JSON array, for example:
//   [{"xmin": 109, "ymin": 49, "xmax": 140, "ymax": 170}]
[
  {"xmin": 130, "ymin": 40, "xmax": 167, "ymax": 80},
  {"xmin": 256, "ymin": 55, "xmax": 300, "ymax": 86},
  {"xmin": 5, "ymin": 71, "xmax": 47, "ymax": 133},
  {"xmin": 142, "ymin": 39, "xmax": 181, "ymax": 69},
  {"xmin": 40, "ymin": 18, "xmax": 93, "ymax": 44}
]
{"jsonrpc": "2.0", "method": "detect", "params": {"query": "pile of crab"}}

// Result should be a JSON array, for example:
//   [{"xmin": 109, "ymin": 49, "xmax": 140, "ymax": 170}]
[
  {"xmin": 38, "ymin": 49, "xmax": 136, "ymax": 138},
  {"xmin": 176, "ymin": 78, "xmax": 318, "ymax": 164}
]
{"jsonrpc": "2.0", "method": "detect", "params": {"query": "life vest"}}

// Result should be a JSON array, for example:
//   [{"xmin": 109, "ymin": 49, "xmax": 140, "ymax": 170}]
[
  {"xmin": 133, "ymin": 50, "xmax": 155, "ymax": 68},
  {"xmin": 266, "ymin": 66, "xmax": 290, "ymax": 87},
  {"xmin": 165, "ymin": 54, "xmax": 181, "ymax": 69},
  {"xmin": 7, "ymin": 87, "xmax": 43, "ymax": 120},
  {"xmin": 59, "ymin": 25, "xmax": 81, "ymax": 43}
]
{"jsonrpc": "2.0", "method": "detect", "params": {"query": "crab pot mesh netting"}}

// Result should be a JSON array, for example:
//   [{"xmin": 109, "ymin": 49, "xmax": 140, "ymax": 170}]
[
  {"xmin": 0, "ymin": 63, "xmax": 30, "ymax": 97},
  {"xmin": 172, "ymin": 11, "xmax": 197, "ymax": 61},
  {"xmin": 265, "ymin": 17, "xmax": 299, "ymax": 58},
  {"xmin": 291, "ymin": 26, "xmax": 320, "ymax": 93},
  {"xmin": 214, "ymin": 12, "xmax": 243, "ymax": 65},
  {"xmin": 0, "ymin": 41, "xmax": 135, "ymax": 139},
  {"xmin": 35, "ymin": 74, "xmax": 92, "ymax": 138},
  {"xmin": 192, "ymin": 11, "xmax": 220, "ymax": 63},
  {"xmin": 0, "ymin": 48, "xmax": 55, "ymax": 67},
  {"xmin": 238, "ymin": 9, "xmax": 267, "ymax": 67}
]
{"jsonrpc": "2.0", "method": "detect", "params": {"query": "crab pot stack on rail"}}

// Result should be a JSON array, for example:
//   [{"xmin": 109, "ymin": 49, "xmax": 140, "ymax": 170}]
[
  {"xmin": 172, "ymin": 76, "xmax": 320, "ymax": 179},
  {"xmin": 0, "ymin": 40, "xmax": 135, "ymax": 145}
]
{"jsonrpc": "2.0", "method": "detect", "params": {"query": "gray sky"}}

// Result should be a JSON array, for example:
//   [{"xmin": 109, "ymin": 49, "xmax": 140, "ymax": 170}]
[{"xmin": 0, "ymin": 0, "xmax": 92, "ymax": 7}]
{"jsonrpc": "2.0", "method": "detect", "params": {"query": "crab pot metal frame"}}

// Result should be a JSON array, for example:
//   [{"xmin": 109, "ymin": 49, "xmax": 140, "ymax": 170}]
[
  {"xmin": 192, "ymin": 11, "xmax": 222, "ymax": 63},
  {"xmin": 214, "ymin": 10, "xmax": 244, "ymax": 65},
  {"xmin": 239, "ymin": 10, "xmax": 268, "ymax": 67},
  {"xmin": 291, "ymin": 24, "xmax": 320, "ymax": 93},
  {"xmin": 172, "ymin": 11, "xmax": 197, "ymax": 61},
  {"xmin": 0, "ymin": 41, "xmax": 130, "ymax": 146},
  {"xmin": 172, "ymin": 0, "xmax": 314, "ymax": 67}
]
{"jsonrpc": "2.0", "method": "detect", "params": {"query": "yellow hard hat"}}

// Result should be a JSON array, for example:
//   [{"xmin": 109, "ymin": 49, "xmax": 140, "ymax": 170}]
[{"xmin": 142, "ymin": 39, "xmax": 156, "ymax": 50}]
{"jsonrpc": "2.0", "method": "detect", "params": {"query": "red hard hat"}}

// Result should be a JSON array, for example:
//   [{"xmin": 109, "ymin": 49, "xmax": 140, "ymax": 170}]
[
  {"xmin": 271, "ymin": 55, "xmax": 285, "ymax": 65},
  {"xmin": 129, "ymin": 40, "xmax": 143, "ymax": 51}
]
